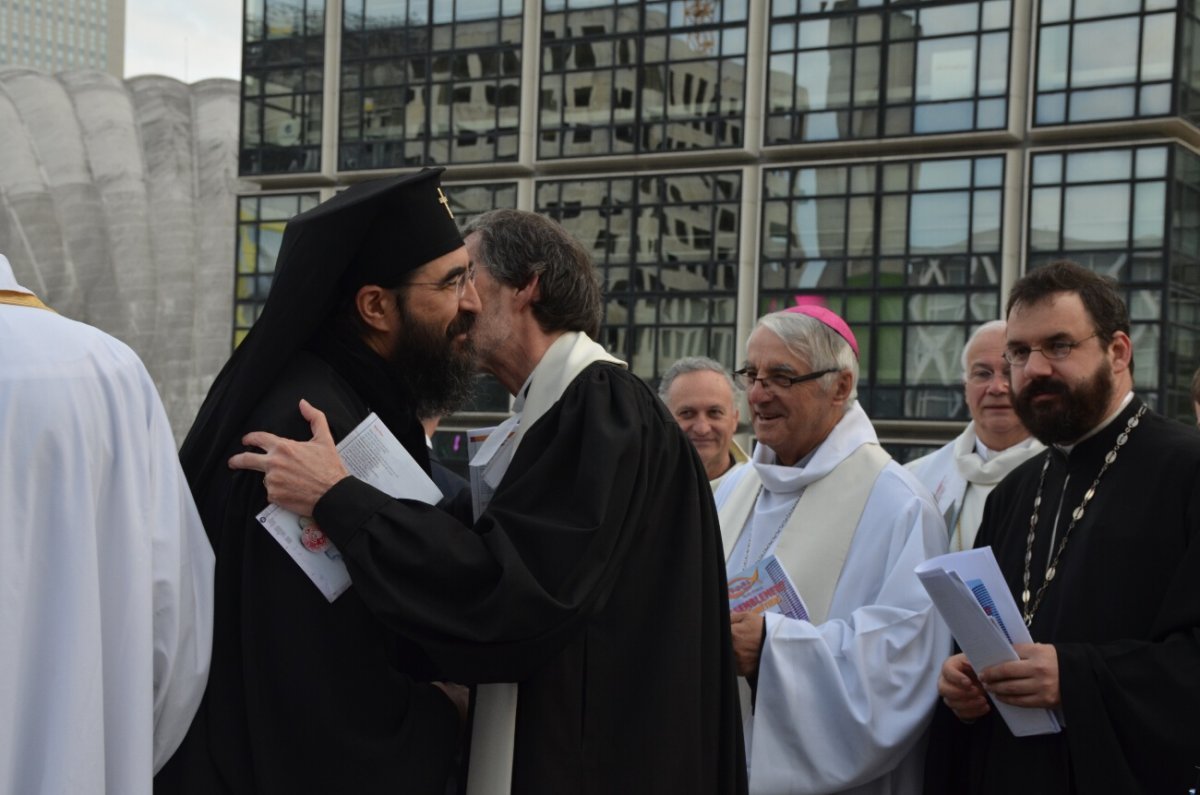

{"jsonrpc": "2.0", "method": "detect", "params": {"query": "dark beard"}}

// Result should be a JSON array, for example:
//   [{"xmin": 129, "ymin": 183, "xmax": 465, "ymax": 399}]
[
  {"xmin": 390, "ymin": 310, "xmax": 478, "ymax": 419},
  {"xmin": 1013, "ymin": 362, "xmax": 1114, "ymax": 445}
]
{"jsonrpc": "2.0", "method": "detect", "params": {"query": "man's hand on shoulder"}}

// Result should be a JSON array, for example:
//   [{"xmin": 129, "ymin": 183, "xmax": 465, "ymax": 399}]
[{"xmin": 229, "ymin": 399, "xmax": 350, "ymax": 516}]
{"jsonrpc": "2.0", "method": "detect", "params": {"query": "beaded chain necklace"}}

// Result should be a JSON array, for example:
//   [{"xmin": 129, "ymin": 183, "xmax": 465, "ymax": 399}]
[
  {"xmin": 1021, "ymin": 404, "xmax": 1147, "ymax": 627},
  {"xmin": 739, "ymin": 485, "xmax": 802, "ymax": 571}
]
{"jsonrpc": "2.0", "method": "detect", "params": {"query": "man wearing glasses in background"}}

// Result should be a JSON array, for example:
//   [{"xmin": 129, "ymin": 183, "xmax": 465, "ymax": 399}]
[
  {"xmin": 714, "ymin": 304, "xmax": 950, "ymax": 794},
  {"xmin": 907, "ymin": 320, "xmax": 1043, "ymax": 554},
  {"xmin": 928, "ymin": 260, "xmax": 1200, "ymax": 794}
]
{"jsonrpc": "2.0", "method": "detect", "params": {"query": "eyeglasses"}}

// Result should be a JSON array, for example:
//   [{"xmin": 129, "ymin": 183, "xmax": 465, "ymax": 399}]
[
  {"xmin": 405, "ymin": 261, "xmax": 476, "ymax": 299},
  {"xmin": 965, "ymin": 367, "xmax": 1010, "ymax": 386},
  {"xmin": 731, "ymin": 367, "xmax": 838, "ymax": 392},
  {"xmin": 1003, "ymin": 334, "xmax": 1097, "ymax": 366}
]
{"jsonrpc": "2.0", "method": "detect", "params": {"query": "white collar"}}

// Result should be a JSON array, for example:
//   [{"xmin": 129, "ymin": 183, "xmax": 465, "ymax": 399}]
[
  {"xmin": 956, "ymin": 422, "xmax": 1042, "ymax": 485},
  {"xmin": 751, "ymin": 402, "xmax": 877, "ymax": 494}
]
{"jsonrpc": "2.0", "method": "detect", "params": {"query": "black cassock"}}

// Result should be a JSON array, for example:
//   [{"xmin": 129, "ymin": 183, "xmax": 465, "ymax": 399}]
[
  {"xmin": 157, "ymin": 350, "xmax": 462, "ymax": 794},
  {"xmin": 314, "ymin": 361, "xmax": 747, "ymax": 795},
  {"xmin": 925, "ymin": 399, "xmax": 1200, "ymax": 794}
]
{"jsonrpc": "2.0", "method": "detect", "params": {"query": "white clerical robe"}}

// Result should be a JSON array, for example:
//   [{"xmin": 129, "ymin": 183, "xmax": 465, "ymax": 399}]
[
  {"xmin": 905, "ymin": 423, "xmax": 1043, "ymax": 552},
  {"xmin": 0, "ymin": 255, "xmax": 215, "ymax": 794},
  {"xmin": 714, "ymin": 403, "xmax": 951, "ymax": 795}
]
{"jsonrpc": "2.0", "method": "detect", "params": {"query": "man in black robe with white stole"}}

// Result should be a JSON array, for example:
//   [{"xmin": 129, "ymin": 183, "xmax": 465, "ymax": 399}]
[
  {"xmin": 233, "ymin": 210, "xmax": 747, "ymax": 794},
  {"xmin": 156, "ymin": 170, "xmax": 480, "ymax": 793},
  {"xmin": 926, "ymin": 260, "xmax": 1200, "ymax": 794}
]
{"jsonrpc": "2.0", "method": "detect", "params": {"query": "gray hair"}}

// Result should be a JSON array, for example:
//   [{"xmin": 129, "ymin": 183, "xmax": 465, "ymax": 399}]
[
  {"xmin": 960, "ymin": 319, "xmax": 1008, "ymax": 380},
  {"xmin": 658, "ymin": 356, "xmax": 741, "ymax": 401},
  {"xmin": 754, "ymin": 311, "xmax": 859, "ymax": 406},
  {"xmin": 461, "ymin": 209, "xmax": 602, "ymax": 338}
]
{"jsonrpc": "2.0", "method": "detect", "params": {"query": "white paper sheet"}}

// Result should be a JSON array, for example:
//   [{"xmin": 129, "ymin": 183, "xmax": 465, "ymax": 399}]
[
  {"xmin": 915, "ymin": 547, "xmax": 1062, "ymax": 736},
  {"xmin": 257, "ymin": 412, "xmax": 443, "ymax": 602}
]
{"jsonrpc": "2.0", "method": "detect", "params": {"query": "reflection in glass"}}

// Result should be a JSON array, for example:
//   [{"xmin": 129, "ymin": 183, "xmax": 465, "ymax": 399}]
[
  {"xmin": 1035, "ymin": 8, "xmax": 1175, "ymax": 127},
  {"xmin": 766, "ymin": 1, "xmax": 1011, "ymax": 143},
  {"xmin": 538, "ymin": 171, "xmax": 741, "ymax": 375},
  {"xmin": 234, "ymin": 193, "xmax": 320, "ymax": 346},
  {"xmin": 762, "ymin": 155, "xmax": 1005, "ymax": 419},
  {"xmin": 241, "ymin": 0, "xmax": 325, "ymax": 174},
  {"xmin": 340, "ymin": 0, "xmax": 523, "ymax": 168},
  {"xmin": 540, "ymin": 2, "xmax": 748, "ymax": 158}
]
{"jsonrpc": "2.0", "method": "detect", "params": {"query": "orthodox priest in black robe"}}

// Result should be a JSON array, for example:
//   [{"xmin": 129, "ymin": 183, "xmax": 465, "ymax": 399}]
[
  {"xmin": 925, "ymin": 260, "xmax": 1200, "ymax": 794},
  {"xmin": 231, "ymin": 209, "xmax": 747, "ymax": 794},
  {"xmin": 156, "ymin": 169, "xmax": 480, "ymax": 793}
]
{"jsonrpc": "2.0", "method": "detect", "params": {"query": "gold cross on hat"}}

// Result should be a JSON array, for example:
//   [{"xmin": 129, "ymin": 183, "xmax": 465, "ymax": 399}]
[{"xmin": 437, "ymin": 187, "xmax": 455, "ymax": 219}]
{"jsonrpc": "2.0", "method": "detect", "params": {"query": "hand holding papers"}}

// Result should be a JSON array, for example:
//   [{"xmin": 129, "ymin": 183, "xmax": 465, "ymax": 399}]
[
  {"xmin": 257, "ymin": 413, "xmax": 444, "ymax": 602},
  {"xmin": 915, "ymin": 547, "xmax": 1061, "ymax": 736},
  {"xmin": 727, "ymin": 555, "xmax": 809, "ymax": 621}
]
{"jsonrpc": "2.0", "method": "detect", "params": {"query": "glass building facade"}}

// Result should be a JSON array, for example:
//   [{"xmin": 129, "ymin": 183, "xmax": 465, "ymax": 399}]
[{"xmin": 235, "ymin": 0, "xmax": 1200, "ymax": 442}]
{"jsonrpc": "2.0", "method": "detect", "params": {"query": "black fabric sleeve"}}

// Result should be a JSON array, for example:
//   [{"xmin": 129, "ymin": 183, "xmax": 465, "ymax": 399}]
[{"xmin": 313, "ymin": 365, "xmax": 664, "ymax": 683}]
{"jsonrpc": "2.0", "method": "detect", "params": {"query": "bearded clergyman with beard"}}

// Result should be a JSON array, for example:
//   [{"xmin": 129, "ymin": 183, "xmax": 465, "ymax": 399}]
[
  {"xmin": 926, "ymin": 260, "xmax": 1200, "ymax": 794},
  {"xmin": 156, "ymin": 170, "xmax": 480, "ymax": 794}
]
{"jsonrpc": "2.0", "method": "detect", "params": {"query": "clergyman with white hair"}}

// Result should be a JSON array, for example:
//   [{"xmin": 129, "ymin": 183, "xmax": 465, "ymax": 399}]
[
  {"xmin": 906, "ymin": 320, "xmax": 1044, "ymax": 552},
  {"xmin": 714, "ymin": 304, "xmax": 950, "ymax": 794}
]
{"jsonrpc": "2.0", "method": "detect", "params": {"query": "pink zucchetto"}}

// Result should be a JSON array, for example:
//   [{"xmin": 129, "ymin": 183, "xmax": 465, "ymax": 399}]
[{"xmin": 784, "ymin": 301, "xmax": 859, "ymax": 359}]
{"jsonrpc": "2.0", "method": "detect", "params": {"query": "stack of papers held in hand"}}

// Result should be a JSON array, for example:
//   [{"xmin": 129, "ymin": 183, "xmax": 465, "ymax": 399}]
[{"xmin": 915, "ymin": 547, "xmax": 1061, "ymax": 737}]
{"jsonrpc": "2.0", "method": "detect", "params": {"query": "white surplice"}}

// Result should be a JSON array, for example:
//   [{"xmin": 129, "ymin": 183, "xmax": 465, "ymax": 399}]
[
  {"xmin": 714, "ymin": 403, "xmax": 952, "ymax": 795},
  {"xmin": 906, "ymin": 423, "xmax": 1043, "ymax": 551},
  {"xmin": 0, "ymin": 255, "xmax": 214, "ymax": 794}
]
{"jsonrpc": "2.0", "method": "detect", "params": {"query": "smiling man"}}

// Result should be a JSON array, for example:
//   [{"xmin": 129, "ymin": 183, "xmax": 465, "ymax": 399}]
[
  {"xmin": 659, "ymin": 356, "xmax": 748, "ymax": 489},
  {"xmin": 929, "ymin": 260, "xmax": 1200, "ymax": 794},
  {"xmin": 156, "ymin": 170, "xmax": 480, "ymax": 794},
  {"xmin": 907, "ymin": 320, "xmax": 1043, "ymax": 552},
  {"xmin": 714, "ymin": 304, "xmax": 950, "ymax": 794}
]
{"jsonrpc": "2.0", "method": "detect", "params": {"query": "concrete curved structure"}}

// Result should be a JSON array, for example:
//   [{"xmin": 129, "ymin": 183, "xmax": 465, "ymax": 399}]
[{"xmin": 0, "ymin": 67, "xmax": 253, "ymax": 442}]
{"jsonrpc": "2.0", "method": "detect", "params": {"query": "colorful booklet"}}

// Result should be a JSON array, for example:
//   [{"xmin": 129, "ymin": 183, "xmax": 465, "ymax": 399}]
[
  {"xmin": 727, "ymin": 554, "xmax": 809, "ymax": 621},
  {"xmin": 256, "ymin": 412, "xmax": 443, "ymax": 602}
]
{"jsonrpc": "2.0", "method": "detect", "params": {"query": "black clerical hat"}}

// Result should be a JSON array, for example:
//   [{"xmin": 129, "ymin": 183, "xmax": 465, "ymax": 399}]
[
  {"xmin": 289, "ymin": 167, "xmax": 464, "ymax": 292},
  {"xmin": 180, "ymin": 168, "xmax": 465, "ymax": 492}
]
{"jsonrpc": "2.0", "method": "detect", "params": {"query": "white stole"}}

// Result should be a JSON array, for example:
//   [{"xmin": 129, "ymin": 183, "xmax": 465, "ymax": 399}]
[
  {"xmin": 719, "ymin": 442, "xmax": 890, "ymax": 626},
  {"xmin": 465, "ymin": 332, "xmax": 625, "ymax": 795},
  {"xmin": 916, "ymin": 425, "xmax": 1042, "ymax": 550},
  {"xmin": 719, "ymin": 441, "xmax": 888, "ymax": 726}
]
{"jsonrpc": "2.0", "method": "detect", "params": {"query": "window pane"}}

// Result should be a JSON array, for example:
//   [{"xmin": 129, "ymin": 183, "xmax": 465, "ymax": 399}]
[
  {"xmin": 1074, "ymin": 0, "xmax": 1140, "ymax": 20},
  {"xmin": 1142, "ymin": 13, "xmax": 1176, "ymax": 82},
  {"xmin": 1071, "ymin": 18, "xmax": 1139, "ymax": 89},
  {"xmin": 910, "ymin": 193, "xmax": 970, "ymax": 254},
  {"xmin": 1032, "ymin": 153, "xmax": 1063, "ymax": 185},
  {"xmin": 916, "ymin": 36, "xmax": 977, "ymax": 102},
  {"xmin": 1066, "ymin": 149, "xmax": 1132, "ymax": 183},
  {"xmin": 1132, "ymin": 181, "xmax": 1166, "ymax": 247},
  {"xmin": 1070, "ymin": 86, "xmax": 1136, "ymax": 121},
  {"xmin": 1063, "ymin": 184, "xmax": 1130, "ymax": 250},
  {"xmin": 1029, "ymin": 187, "xmax": 1062, "ymax": 251},
  {"xmin": 1037, "ymin": 25, "xmax": 1068, "ymax": 92}
]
